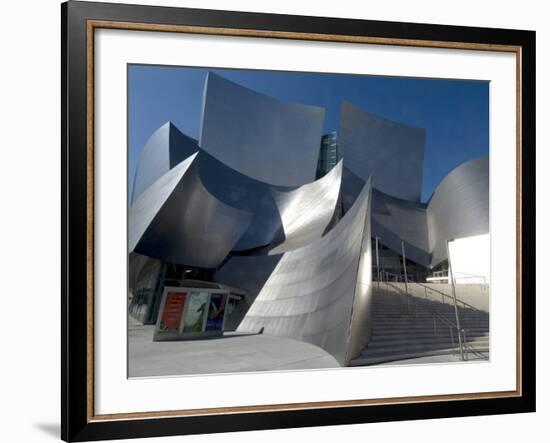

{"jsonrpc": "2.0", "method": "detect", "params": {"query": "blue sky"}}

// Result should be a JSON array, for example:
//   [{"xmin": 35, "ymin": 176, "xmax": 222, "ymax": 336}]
[{"xmin": 128, "ymin": 65, "xmax": 488, "ymax": 202}]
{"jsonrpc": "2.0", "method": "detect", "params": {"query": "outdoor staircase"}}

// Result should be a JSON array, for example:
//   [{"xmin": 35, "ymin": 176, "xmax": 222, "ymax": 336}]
[{"xmin": 350, "ymin": 282, "xmax": 489, "ymax": 366}]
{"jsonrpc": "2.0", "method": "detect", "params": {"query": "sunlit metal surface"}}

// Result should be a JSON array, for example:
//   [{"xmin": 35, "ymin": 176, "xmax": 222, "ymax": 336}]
[
  {"xmin": 269, "ymin": 160, "xmax": 343, "ymax": 254},
  {"xmin": 131, "ymin": 122, "xmax": 199, "ymax": 203},
  {"xmin": 199, "ymin": 72, "xmax": 325, "ymax": 187},
  {"xmin": 428, "ymin": 156, "xmax": 489, "ymax": 267},
  {"xmin": 339, "ymin": 101, "xmax": 425, "ymax": 202},
  {"xmin": 342, "ymin": 157, "xmax": 488, "ymax": 270},
  {"xmin": 128, "ymin": 153, "xmax": 254, "ymax": 269},
  {"xmin": 127, "ymin": 76, "xmax": 489, "ymax": 360},
  {"xmin": 129, "ymin": 144, "xmax": 343, "ymax": 267},
  {"xmin": 196, "ymin": 151, "xmax": 342, "ymax": 253},
  {"xmin": 236, "ymin": 179, "xmax": 373, "ymax": 365}
]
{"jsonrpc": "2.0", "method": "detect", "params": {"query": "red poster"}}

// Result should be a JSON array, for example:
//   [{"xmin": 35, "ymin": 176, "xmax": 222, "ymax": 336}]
[{"xmin": 160, "ymin": 292, "xmax": 186, "ymax": 332}]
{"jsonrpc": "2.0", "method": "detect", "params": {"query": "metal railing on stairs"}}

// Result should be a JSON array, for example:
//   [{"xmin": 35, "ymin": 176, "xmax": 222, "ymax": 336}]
[
  {"xmin": 411, "ymin": 282, "xmax": 489, "ymax": 360},
  {"xmin": 411, "ymin": 282, "xmax": 487, "ymax": 323},
  {"xmin": 380, "ymin": 281, "xmax": 488, "ymax": 361}
]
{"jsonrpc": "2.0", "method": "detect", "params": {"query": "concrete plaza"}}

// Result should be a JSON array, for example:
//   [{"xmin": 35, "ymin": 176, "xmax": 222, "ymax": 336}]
[{"xmin": 128, "ymin": 317, "xmax": 339, "ymax": 377}]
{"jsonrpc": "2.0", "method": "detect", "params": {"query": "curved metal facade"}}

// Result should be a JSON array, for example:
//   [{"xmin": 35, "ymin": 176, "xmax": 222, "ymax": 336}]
[
  {"xmin": 131, "ymin": 121, "xmax": 198, "ymax": 203},
  {"xmin": 339, "ymin": 101, "xmax": 426, "ymax": 202},
  {"xmin": 130, "ymin": 142, "xmax": 343, "ymax": 267},
  {"xmin": 341, "ymin": 157, "xmax": 488, "ymax": 270},
  {"xmin": 269, "ymin": 160, "xmax": 343, "ymax": 254},
  {"xmin": 127, "ymin": 73, "xmax": 489, "ymax": 368},
  {"xmin": 365, "ymin": 156, "xmax": 489, "ymax": 268},
  {"xmin": 129, "ymin": 153, "xmax": 254, "ymax": 269},
  {"xmin": 213, "ymin": 254, "xmax": 283, "ymax": 330},
  {"xmin": 193, "ymin": 151, "xmax": 282, "ymax": 251},
  {"xmin": 235, "ymin": 179, "xmax": 373, "ymax": 365},
  {"xmin": 195, "ymin": 151, "xmax": 341, "ymax": 253},
  {"xmin": 371, "ymin": 188, "xmax": 430, "ymax": 267},
  {"xmin": 341, "ymin": 166, "xmax": 366, "ymax": 213},
  {"xmin": 427, "ymin": 156, "xmax": 489, "ymax": 267},
  {"xmin": 199, "ymin": 72, "xmax": 325, "ymax": 187}
]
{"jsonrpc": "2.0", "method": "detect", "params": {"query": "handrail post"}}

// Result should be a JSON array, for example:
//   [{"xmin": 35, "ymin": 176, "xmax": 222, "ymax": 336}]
[
  {"xmin": 446, "ymin": 238, "xmax": 464, "ymax": 361},
  {"xmin": 401, "ymin": 240, "xmax": 409, "ymax": 293},
  {"xmin": 375, "ymin": 236, "xmax": 381, "ymax": 289},
  {"xmin": 401, "ymin": 240, "xmax": 410, "ymax": 314},
  {"xmin": 450, "ymin": 327, "xmax": 455, "ymax": 349}
]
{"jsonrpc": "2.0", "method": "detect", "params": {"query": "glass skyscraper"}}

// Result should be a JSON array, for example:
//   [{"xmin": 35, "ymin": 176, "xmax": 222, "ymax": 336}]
[{"xmin": 316, "ymin": 132, "xmax": 339, "ymax": 178}]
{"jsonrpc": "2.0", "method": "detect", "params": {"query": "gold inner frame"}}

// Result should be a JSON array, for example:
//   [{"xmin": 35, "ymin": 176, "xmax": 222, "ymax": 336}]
[{"xmin": 85, "ymin": 19, "xmax": 523, "ymax": 422}]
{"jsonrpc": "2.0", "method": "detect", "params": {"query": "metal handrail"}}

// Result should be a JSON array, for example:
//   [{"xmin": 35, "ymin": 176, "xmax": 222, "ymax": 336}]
[
  {"xmin": 383, "ymin": 281, "xmax": 462, "ymax": 359},
  {"xmin": 429, "ymin": 270, "xmax": 487, "ymax": 281},
  {"xmin": 462, "ymin": 340, "xmax": 489, "ymax": 360},
  {"xmin": 382, "ymin": 281, "xmax": 488, "ymax": 361},
  {"xmin": 412, "ymin": 281, "xmax": 485, "ymax": 315},
  {"xmin": 384, "ymin": 282, "xmax": 460, "ymax": 333}
]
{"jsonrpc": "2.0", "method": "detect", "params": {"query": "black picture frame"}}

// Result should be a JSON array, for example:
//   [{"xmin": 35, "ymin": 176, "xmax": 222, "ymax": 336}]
[{"xmin": 61, "ymin": 1, "xmax": 536, "ymax": 441}]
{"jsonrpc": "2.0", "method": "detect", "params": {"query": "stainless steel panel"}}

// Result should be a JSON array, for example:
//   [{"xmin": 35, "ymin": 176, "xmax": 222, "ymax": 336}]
[
  {"xmin": 236, "ymin": 179, "xmax": 373, "ymax": 365},
  {"xmin": 342, "ymin": 157, "xmax": 488, "ymax": 271},
  {"xmin": 130, "ymin": 143, "xmax": 343, "ymax": 268},
  {"xmin": 131, "ymin": 122, "xmax": 199, "ymax": 203},
  {"xmin": 427, "ymin": 156, "xmax": 489, "ymax": 267},
  {"xmin": 269, "ymin": 160, "xmax": 343, "ymax": 254},
  {"xmin": 199, "ymin": 72, "xmax": 325, "ymax": 187},
  {"xmin": 339, "ymin": 101, "xmax": 425, "ymax": 202},
  {"xmin": 213, "ymin": 254, "xmax": 283, "ymax": 330},
  {"xmin": 195, "ymin": 151, "xmax": 342, "ymax": 253},
  {"xmin": 371, "ymin": 188, "xmax": 431, "ymax": 267},
  {"xmin": 129, "ymin": 153, "xmax": 254, "ymax": 269}
]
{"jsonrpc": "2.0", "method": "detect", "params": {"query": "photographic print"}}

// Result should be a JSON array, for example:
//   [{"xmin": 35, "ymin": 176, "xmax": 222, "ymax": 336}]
[
  {"xmin": 127, "ymin": 66, "xmax": 490, "ymax": 377},
  {"xmin": 62, "ymin": 3, "xmax": 535, "ymax": 440}
]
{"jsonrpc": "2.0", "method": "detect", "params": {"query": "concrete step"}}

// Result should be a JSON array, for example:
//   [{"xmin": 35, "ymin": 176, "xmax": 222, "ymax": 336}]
[
  {"xmin": 361, "ymin": 285, "xmax": 489, "ymax": 366},
  {"xmin": 371, "ymin": 335, "xmax": 488, "ymax": 347},
  {"xmin": 373, "ymin": 306, "xmax": 485, "ymax": 313},
  {"xmin": 371, "ymin": 316, "xmax": 489, "ymax": 324},
  {"xmin": 372, "ymin": 304, "xmax": 488, "ymax": 313},
  {"xmin": 370, "ymin": 331, "xmax": 489, "ymax": 342},
  {"xmin": 374, "ymin": 302, "xmax": 487, "ymax": 308},
  {"xmin": 359, "ymin": 339, "xmax": 489, "ymax": 359},
  {"xmin": 372, "ymin": 315, "xmax": 488, "ymax": 322},
  {"xmin": 365, "ymin": 335, "xmax": 489, "ymax": 350},
  {"xmin": 370, "ymin": 320, "xmax": 489, "ymax": 329},
  {"xmin": 371, "ymin": 327, "xmax": 489, "ymax": 342},
  {"xmin": 372, "ymin": 310, "xmax": 488, "ymax": 317},
  {"xmin": 350, "ymin": 345, "xmax": 490, "ymax": 366}
]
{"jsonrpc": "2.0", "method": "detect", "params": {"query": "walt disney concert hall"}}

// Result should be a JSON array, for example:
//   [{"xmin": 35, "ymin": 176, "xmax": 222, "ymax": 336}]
[{"xmin": 129, "ymin": 72, "xmax": 490, "ymax": 367}]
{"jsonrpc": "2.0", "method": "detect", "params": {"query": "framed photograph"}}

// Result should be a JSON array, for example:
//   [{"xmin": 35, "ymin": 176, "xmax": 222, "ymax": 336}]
[{"xmin": 61, "ymin": 1, "xmax": 535, "ymax": 441}]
